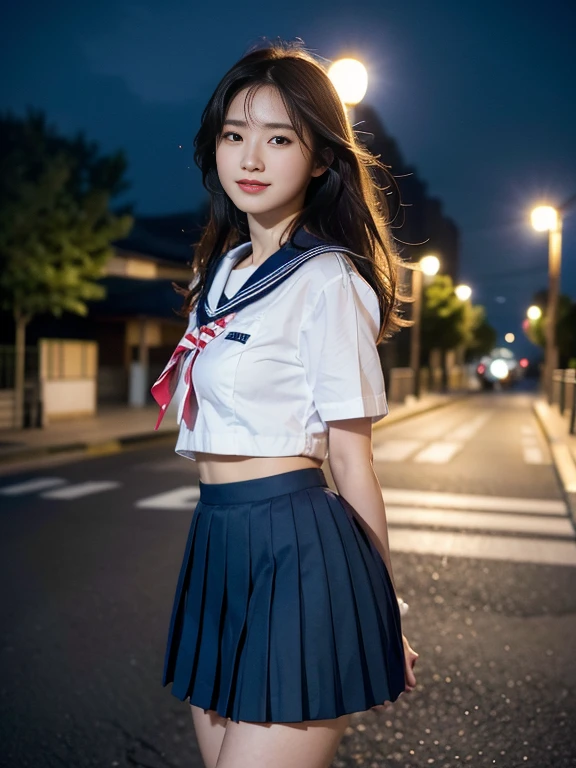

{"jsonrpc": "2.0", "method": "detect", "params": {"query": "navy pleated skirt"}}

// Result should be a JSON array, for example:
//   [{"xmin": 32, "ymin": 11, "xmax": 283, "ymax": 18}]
[{"xmin": 161, "ymin": 467, "xmax": 406, "ymax": 723}]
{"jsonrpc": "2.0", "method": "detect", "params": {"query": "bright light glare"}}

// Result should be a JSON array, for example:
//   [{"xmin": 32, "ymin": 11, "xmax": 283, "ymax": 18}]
[
  {"xmin": 489, "ymin": 359, "xmax": 509, "ymax": 380},
  {"xmin": 455, "ymin": 284, "xmax": 472, "ymax": 301},
  {"xmin": 531, "ymin": 205, "xmax": 558, "ymax": 232},
  {"xmin": 420, "ymin": 255, "xmax": 440, "ymax": 276},
  {"xmin": 504, "ymin": 333, "xmax": 515, "ymax": 343},
  {"xmin": 527, "ymin": 305, "xmax": 542, "ymax": 320},
  {"xmin": 327, "ymin": 59, "xmax": 368, "ymax": 106}
]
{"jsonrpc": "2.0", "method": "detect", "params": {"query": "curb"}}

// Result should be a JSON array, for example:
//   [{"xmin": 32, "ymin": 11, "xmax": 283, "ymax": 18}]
[
  {"xmin": 0, "ymin": 428, "xmax": 179, "ymax": 468},
  {"xmin": 533, "ymin": 400, "xmax": 576, "ymax": 525}
]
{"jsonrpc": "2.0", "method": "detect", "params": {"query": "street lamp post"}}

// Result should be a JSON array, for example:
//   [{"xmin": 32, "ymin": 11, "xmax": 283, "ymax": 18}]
[
  {"xmin": 531, "ymin": 205, "xmax": 562, "ymax": 401},
  {"xmin": 454, "ymin": 284, "xmax": 473, "ymax": 381},
  {"xmin": 410, "ymin": 255, "xmax": 440, "ymax": 398}
]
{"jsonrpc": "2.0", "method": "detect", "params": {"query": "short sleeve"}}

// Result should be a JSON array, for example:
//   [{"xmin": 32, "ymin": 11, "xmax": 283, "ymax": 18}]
[{"xmin": 298, "ymin": 272, "xmax": 389, "ymax": 424}]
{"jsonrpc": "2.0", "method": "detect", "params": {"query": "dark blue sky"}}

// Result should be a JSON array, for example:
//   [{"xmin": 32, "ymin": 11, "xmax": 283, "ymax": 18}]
[{"xmin": 2, "ymin": 0, "xmax": 575, "ymax": 359}]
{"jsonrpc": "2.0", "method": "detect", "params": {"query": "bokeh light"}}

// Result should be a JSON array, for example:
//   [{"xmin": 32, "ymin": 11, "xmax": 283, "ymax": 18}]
[
  {"xmin": 455, "ymin": 284, "xmax": 472, "ymax": 301},
  {"xmin": 531, "ymin": 205, "xmax": 558, "ymax": 232},
  {"xmin": 527, "ymin": 305, "xmax": 542, "ymax": 320},
  {"xmin": 327, "ymin": 59, "xmax": 368, "ymax": 106},
  {"xmin": 420, "ymin": 255, "xmax": 440, "ymax": 276}
]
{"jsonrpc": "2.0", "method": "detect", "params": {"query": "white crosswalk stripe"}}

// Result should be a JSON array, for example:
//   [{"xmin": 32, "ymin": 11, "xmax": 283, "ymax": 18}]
[
  {"xmin": 384, "ymin": 411, "xmax": 493, "ymax": 464},
  {"xmin": 523, "ymin": 445, "xmax": 545, "ymax": 464},
  {"xmin": 385, "ymin": 506, "xmax": 574, "ymax": 538},
  {"xmin": 136, "ymin": 486, "xmax": 201, "ymax": 510},
  {"xmin": 520, "ymin": 424, "xmax": 550, "ymax": 465},
  {"xmin": 372, "ymin": 440, "xmax": 422, "ymax": 462},
  {"xmin": 413, "ymin": 441, "xmax": 463, "ymax": 464},
  {"xmin": 381, "ymin": 487, "xmax": 565, "ymax": 515},
  {"xmin": 0, "ymin": 477, "xmax": 67, "ymax": 495},
  {"xmin": 381, "ymin": 487, "xmax": 576, "ymax": 567},
  {"xmin": 443, "ymin": 412, "xmax": 491, "ymax": 442},
  {"xmin": 41, "ymin": 482, "xmax": 121, "ymax": 499},
  {"xmin": 388, "ymin": 528, "xmax": 576, "ymax": 567}
]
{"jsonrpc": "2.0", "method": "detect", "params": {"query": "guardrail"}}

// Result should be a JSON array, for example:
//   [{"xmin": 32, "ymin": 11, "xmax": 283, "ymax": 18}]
[{"xmin": 551, "ymin": 369, "xmax": 576, "ymax": 435}]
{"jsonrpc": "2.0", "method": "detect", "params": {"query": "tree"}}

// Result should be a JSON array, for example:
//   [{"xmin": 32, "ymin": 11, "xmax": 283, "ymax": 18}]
[
  {"xmin": 0, "ymin": 108, "xmax": 134, "ymax": 427},
  {"xmin": 524, "ymin": 289, "xmax": 576, "ymax": 368},
  {"xmin": 420, "ymin": 274, "xmax": 494, "ymax": 388},
  {"xmin": 466, "ymin": 312, "xmax": 497, "ymax": 358}
]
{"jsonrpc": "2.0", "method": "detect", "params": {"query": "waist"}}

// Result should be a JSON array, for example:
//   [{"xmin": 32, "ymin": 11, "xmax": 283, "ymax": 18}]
[
  {"xmin": 198, "ymin": 466, "xmax": 329, "ymax": 505},
  {"xmin": 195, "ymin": 453, "xmax": 323, "ymax": 485}
]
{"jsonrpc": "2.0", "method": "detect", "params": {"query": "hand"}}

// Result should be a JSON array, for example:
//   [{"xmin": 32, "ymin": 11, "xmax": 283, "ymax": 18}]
[{"xmin": 370, "ymin": 634, "xmax": 419, "ymax": 712}]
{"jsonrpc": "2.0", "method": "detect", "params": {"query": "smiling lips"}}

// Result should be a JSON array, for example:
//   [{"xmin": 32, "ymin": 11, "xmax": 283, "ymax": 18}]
[{"xmin": 236, "ymin": 179, "xmax": 270, "ymax": 194}]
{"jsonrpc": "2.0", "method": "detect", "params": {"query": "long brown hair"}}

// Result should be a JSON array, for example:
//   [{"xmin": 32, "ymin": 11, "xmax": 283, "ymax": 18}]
[{"xmin": 180, "ymin": 39, "xmax": 410, "ymax": 343}]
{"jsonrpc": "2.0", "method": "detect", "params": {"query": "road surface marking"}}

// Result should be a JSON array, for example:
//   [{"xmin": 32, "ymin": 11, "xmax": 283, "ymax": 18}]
[
  {"xmin": 0, "ymin": 477, "xmax": 67, "ymax": 496},
  {"xmin": 521, "ymin": 436, "xmax": 539, "ymax": 446},
  {"xmin": 41, "ymin": 482, "xmax": 121, "ymax": 499},
  {"xmin": 444, "ymin": 412, "xmax": 492, "ymax": 442},
  {"xmin": 389, "ymin": 527, "xmax": 576, "ymax": 567},
  {"xmin": 381, "ymin": 487, "xmax": 566, "ymax": 516},
  {"xmin": 136, "ymin": 486, "xmax": 201, "ymax": 510},
  {"xmin": 372, "ymin": 440, "xmax": 423, "ymax": 462},
  {"xmin": 413, "ymin": 442, "xmax": 463, "ymax": 463},
  {"xmin": 385, "ymin": 505, "xmax": 575, "ymax": 538},
  {"xmin": 522, "ymin": 446, "xmax": 545, "ymax": 464}
]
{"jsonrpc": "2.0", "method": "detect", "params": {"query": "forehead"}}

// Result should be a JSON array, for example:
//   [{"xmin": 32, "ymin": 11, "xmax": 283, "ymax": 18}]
[{"xmin": 224, "ymin": 85, "xmax": 291, "ymax": 126}]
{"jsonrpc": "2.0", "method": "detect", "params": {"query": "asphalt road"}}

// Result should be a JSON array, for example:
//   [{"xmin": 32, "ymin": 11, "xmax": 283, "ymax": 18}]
[{"xmin": 1, "ymin": 391, "xmax": 575, "ymax": 768}]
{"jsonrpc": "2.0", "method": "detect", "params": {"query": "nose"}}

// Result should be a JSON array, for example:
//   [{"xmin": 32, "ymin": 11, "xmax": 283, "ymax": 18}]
[{"xmin": 241, "ymin": 140, "xmax": 264, "ymax": 172}]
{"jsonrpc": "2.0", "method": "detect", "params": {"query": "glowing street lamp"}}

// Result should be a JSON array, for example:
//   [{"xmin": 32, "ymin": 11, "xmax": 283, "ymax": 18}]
[
  {"xmin": 410, "ymin": 254, "xmax": 441, "ymax": 399},
  {"xmin": 505, "ymin": 333, "xmax": 515, "ymax": 343},
  {"xmin": 455, "ymin": 284, "xmax": 472, "ymax": 301},
  {"xmin": 419, "ymin": 254, "xmax": 440, "ymax": 277},
  {"xmin": 531, "ymin": 206, "xmax": 558, "ymax": 232},
  {"xmin": 531, "ymin": 203, "xmax": 562, "ymax": 400},
  {"xmin": 328, "ymin": 58, "xmax": 368, "ymax": 129},
  {"xmin": 527, "ymin": 305, "xmax": 542, "ymax": 321}
]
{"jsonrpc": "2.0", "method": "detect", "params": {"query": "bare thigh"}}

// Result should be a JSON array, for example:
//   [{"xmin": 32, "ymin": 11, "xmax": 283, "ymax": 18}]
[
  {"xmin": 215, "ymin": 713, "xmax": 351, "ymax": 768},
  {"xmin": 191, "ymin": 705, "xmax": 228, "ymax": 768}
]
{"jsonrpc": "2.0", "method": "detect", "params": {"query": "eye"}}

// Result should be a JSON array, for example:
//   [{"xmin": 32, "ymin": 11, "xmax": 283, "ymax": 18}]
[
  {"xmin": 221, "ymin": 131, "xmax": 241, "ymax": 141},
  {"xmin": 270, "ymin": 135, "xmax": 292, "ymax": 146}
]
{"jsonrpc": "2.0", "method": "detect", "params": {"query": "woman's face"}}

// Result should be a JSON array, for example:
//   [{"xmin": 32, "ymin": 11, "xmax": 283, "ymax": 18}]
[{"xmin": 215, "ymin": 85, "xmax": 327, "ymax": 220}]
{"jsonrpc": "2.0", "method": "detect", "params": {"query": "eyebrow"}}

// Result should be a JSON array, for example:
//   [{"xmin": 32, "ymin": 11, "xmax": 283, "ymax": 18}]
[{"xmin": 223, "ymin": 119, "xmax": 296, "ymax": 131}]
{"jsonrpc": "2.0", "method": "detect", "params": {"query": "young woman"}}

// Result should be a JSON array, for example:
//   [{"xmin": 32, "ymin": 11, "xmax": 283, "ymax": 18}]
[{"xmin": 152, "ymin": 40, "xmax": 419, "ymax": 768}]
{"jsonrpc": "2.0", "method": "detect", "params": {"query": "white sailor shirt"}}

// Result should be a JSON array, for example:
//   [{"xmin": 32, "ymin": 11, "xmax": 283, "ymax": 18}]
[{"xmin": 168, "ymin": 239, "xmax": 389, "ymax": 462}]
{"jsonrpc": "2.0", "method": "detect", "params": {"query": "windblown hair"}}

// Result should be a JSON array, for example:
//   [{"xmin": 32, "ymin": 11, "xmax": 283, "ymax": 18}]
[{"xmin": 179, "ymin": 39, "xmax": 411, "ymax": 343}]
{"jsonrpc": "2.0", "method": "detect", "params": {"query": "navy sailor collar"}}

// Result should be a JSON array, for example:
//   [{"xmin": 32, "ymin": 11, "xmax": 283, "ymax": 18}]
[{"xmin": 196, "ymin": 227, "xmax": 356, "ymax": 326}]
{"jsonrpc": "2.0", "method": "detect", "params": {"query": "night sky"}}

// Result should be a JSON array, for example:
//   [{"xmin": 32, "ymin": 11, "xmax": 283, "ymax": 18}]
[{"xmin": 2, "ymin": 0, "xmax": 575, "ymax": 360}]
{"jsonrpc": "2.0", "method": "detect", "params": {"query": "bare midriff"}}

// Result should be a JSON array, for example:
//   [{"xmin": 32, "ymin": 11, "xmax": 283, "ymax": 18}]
[{"xmin": 195, "ymin": 453, "xmax": 324, "ymax": 484}]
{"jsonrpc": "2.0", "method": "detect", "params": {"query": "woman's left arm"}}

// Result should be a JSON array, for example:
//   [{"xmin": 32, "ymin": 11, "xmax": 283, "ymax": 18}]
[
  {"xmin": 328, "ymin": 415, "xmax": 419, "ymax": 700},
  {"xmin": 327, "ymin": 415, "xmax": 398, "ymax": 594}
]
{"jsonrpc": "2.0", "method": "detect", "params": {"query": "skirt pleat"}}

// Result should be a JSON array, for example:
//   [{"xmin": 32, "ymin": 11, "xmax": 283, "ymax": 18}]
[
  {"xmin": 162, "ymin": 504, "xmax": 203, "ymax": 686},
  {"xmin": 217, "ymin": 502, "xmax": 251, "ymax": 714},
  {"xmin": 170, "ymin": 509, "xmax": 214, "ymax": 700},
  {"xmin": 161, "ymin": 468, "xmax": 406, "ymax": 723}
]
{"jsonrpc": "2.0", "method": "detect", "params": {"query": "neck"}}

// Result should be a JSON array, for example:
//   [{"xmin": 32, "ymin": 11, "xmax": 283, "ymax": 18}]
[{"xmin": 245, "ymin": 212, "xmax": 302, "ymax": 266}]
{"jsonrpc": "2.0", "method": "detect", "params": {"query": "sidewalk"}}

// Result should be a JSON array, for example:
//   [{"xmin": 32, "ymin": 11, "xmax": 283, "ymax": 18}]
[
  {"xmin": 533, "ymin": 398, "xmax": 576, "ymax": 521},
  {"xmin": 0, "ymin": 392, "xmax": 468, "ymax": 469},
  {"xmin": 0, "ymin": 404, "xmax": 178, "ymax": 467}
]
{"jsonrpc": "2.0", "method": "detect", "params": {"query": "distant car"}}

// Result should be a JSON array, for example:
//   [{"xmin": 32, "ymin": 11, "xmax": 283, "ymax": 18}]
[{"xmin": 475, "ymin": 347, "xmax": 522, "ymax": 390}]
